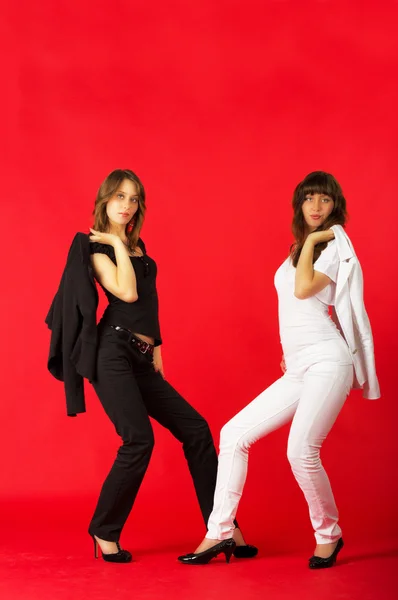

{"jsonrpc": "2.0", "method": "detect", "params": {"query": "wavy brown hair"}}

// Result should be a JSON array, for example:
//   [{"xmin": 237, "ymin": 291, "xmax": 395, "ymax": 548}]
[
  {"xmin": 92, "ymin": 169, "xmax": 146, "ymax": 251},
  {"xmin": 291, "ymin": 171, "xmax": 348, "ymax": 267}
]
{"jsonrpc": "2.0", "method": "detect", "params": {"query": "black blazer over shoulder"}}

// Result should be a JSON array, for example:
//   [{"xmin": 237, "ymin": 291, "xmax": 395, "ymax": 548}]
[{"xmin": 45, "ymin": 233, "xmax": 98, "ymax": 416}]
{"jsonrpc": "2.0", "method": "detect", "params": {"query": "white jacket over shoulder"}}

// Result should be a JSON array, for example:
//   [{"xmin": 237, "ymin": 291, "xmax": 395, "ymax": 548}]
[{"xmin": 330, "ymin": 225, "xmax": 380, "ymax": 399}]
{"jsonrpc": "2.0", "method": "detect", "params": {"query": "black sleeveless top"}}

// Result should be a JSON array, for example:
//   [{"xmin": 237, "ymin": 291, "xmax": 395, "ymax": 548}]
[{"xmin": 90, "ymin": 238, "xmax": 162, "ymax": 345}]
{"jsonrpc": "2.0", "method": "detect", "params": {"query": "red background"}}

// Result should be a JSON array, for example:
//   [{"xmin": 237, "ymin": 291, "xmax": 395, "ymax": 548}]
[{"xmin": 1, "ymin": 0, "xmax": 397, "ymax": 587}]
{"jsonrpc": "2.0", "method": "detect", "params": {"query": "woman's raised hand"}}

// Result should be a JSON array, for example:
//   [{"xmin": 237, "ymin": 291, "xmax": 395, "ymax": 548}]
[
  {"xmin": 280, "ymin": 356, "xmax": 286, "ymax": 374},
  {"xmin": 306, "ymin": 229, "xmax": 335, "ymax": 245},
  {"xmin": 89, "ymin": 228, "xmax": 121, "ymax": 246}
]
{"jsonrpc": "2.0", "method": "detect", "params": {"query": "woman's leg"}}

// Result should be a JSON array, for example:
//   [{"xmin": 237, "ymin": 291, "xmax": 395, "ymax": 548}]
[
  {"xmin": 135, "ymin": 366, "xmax": 219, "ymax": 527},
  {"xmin": 204, "ymin": 374, "xmax": 303, "ymax": 543},
  {"xmin": 286, "ymin": 362, "xmax": 353, "ymax": 549},
  {"xmin": 89, "ymin": 333, "xmax": 155, "ymax": 544}
]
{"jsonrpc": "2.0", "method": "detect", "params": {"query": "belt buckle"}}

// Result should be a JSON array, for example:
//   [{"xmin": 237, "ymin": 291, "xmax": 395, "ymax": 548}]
[{"xmin": 139, "ymin": 342, "xmax": 150, "ymax": 354}]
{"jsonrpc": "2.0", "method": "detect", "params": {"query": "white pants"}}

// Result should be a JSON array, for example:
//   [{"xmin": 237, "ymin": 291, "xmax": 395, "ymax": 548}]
[{"xmin": 206, "ymin": 353, "xmax": 354, "ymax": 544}]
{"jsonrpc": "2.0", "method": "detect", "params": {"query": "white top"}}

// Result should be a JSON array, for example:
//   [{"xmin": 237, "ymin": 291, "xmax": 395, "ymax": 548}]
[{"xmin": 274, "ymin": 240, "xmax": 343, "ymax": 356}]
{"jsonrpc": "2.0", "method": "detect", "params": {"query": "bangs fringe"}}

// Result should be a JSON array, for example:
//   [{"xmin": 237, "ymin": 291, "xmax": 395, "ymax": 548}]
[{"xmin": 299, "ymin": 171, "xmax": 340, "ymax": 199}]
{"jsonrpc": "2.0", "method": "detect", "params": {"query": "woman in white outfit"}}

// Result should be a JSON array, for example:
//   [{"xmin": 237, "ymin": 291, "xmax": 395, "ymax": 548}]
[{"xmin": 178, "ymin": 171, "xmax": 380, "ymax": 568}]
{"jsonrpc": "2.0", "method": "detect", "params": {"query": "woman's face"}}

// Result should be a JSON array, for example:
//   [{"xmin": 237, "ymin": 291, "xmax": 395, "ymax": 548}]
[
  {"xmin": 301, "ymin": 192, "xmax": 334, "ymax": 231},
  {"xmin": 106, "ymin": 179, "xmax": 140, "ymax": 228}
]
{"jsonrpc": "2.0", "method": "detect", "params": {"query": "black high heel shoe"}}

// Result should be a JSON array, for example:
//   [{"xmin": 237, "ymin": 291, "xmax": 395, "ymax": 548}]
[
  {"xmin": 308, "ymin": 538, "xmax": 344, "ymax": 569},
  {"xmin": 178, "ymin": 538, "xmax": 236, "ymax": 565},
  {"xmin": 91, "ymin": 534, "xmax": 133, "ymax": 563},
  {"xmin": 233, "ymin": 544, "xmax": 258, "ymax": 559}
]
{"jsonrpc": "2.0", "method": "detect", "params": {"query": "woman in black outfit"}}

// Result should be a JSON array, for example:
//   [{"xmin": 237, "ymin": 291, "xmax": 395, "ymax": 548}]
[{"xmin": 84, "ymin": 169, "xmax": 256, "ymax": 562}]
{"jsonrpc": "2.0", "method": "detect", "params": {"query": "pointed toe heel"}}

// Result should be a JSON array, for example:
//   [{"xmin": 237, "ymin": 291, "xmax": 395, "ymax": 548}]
[
  {"xmin": 309, "ymin": 538, "xmax": 344, "ymax": 570},
  {"xmin": 178, "ymin": 539, "xmax": 236, "ymax": 565}
]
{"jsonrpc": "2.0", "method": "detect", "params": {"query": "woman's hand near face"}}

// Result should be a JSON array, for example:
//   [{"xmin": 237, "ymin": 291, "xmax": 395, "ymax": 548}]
[
  {"xmin": 306, "ymin": 229, "xmax": 335, "ymax": 246},
  {"xmin": 153, "ymin": 346, "xmax": 165, "ymax": 378},
  {"xmin": 89, "ymin": 228, "xmax": 123, "ymax": 247}
]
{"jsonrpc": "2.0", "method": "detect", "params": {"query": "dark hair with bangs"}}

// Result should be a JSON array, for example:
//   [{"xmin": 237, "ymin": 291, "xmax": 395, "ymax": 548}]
[
  {"xmin": 92, "ymin": 169, "xmax": 146, "ymax": 252},
  {"xmin": 291, "ymin": 171, "xmax": 348, "ymax": 267}
]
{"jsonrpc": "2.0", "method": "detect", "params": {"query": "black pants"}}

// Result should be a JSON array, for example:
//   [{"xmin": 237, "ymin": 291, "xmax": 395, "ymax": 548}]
[{"xmin": 89, "ymin": 326, "xmax": 227, "ymax": 541}]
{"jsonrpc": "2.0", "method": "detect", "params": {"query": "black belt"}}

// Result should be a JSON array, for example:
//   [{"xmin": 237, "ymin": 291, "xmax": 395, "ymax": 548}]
[{"xmin": 109, "ymin": 325, "xmax": 155, "ymax": 356}]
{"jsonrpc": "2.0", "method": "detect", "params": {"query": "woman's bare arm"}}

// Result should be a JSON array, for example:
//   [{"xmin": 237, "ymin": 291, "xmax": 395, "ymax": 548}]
[
  {"xmin": 294, "ymin": 230, "xmax": 334, "ymax": 300},
  {"xmin": 90, "ymin": 232, "xmax": 138, "ymax": 302}
]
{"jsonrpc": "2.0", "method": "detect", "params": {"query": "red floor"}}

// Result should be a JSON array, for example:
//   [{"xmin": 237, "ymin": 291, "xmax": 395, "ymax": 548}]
[{"xmin": 1, "ymin": 499, "xmax": 397, "ymax": 600}]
